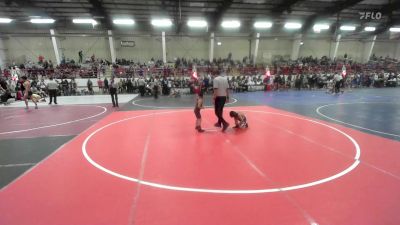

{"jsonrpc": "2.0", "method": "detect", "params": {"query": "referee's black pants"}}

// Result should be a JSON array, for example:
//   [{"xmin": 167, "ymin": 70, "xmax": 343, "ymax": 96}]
[
  {"xmin": 214, "ymin": 96, "xmax": 228, "ymax": 126},
  {"xmin": 139, "ymin": 86, "xmax": 145, "ymax": 96},
  {"xmin": 110, "ymin": 87, "xmax": 118, "ymax": 107},
  {"xmin": 49, "ymin": 89, "xmax": 57, "ymax": 104}
]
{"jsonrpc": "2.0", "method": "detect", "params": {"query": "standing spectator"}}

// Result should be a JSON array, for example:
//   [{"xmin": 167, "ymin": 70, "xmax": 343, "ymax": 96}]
[
  {"xmin": 61, "ymin": 53, "xmax": 66, "ymax": 64},
  {"xmin": 97, "ymin": 78, "xmax": 104, "ymax": 94},
  {"xmin": 70, "ymin": 78, "xmax": 77, "ymax": 95},
  {"xmin": 87, "ymin": 79, "xmax": 93, "ymax": 95},
  {"xmin": 78, "ymin": 50, "xmax": 83, "ymax": 64},
  {"xmin": 38, "ymin": 78, "xmax": 46, "ymax": 92},
  {"xmin": 43, "ymin": 60, "xmax": 49, "ymax": 70},
  {"xmin": 334, "ymin": 73, "xmax": 343, "ymax": 94},
  {"xmin": 203, "ymin": 75, "xmax": 210, "ymax": 93},
  {"xmin": 213, "ymin": 70, "xmax": 230, "ymax": 131},
  {"xmin": 121, "ymin": 79, "xmax": 126, "ymax": 93},
  {"xmin": 138, "ymin": 76, "xmax": 146, "ymax": 96},
  {"xmin": 133, "ymin": 78, "xmax": 138, "ymax": 93},
  {"xmin": 127, "ymin": 78, "xmax": 133, "ymax": 93},
  {"xmin": 62, "ymin": 79, "xmax": 69, "ymax": 96},
  {"xmin": 263, "ymin": 75, "xmax": 270, "ymax": 91},
  {"xmin": 38, "ymin": 55, "xmax": 44, "ymax": 64},
  {"xmin": 109, "ymin": 77, "xmax": 118, "ymax": 107},
  {"xmin": 152, "ymin": 77, "xmax": 160, "ymax": 99},
  {"xmin": 104, "ymin": 77, "xmax": 109, "ymax": 93},
  {"xmin": 0, "ymin": 80, "xmax": 13, "ymax": 104},
  {"xmin": 47, "ymin": 77, "xmax": 58, "ymax": 104},
  {"xmin": 0, "ymin": 77, "xmax": 8, "ymax": 92}
]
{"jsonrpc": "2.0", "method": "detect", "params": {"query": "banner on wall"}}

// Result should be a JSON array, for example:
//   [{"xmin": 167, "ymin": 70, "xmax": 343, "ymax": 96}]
[{"xmin": 120, "ymin": 41, "xmax": 135, "ymax": 47}]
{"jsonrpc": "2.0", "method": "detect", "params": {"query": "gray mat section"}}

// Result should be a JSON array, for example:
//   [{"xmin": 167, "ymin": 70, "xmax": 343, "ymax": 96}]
[{"xmin": 0, "ymin": 135, "xmax": 75, "ymax": 189}]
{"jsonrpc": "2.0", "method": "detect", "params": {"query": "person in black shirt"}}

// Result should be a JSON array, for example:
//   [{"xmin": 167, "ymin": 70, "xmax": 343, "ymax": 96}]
[
  {"xmin": 109, "ymin": 77, "xmax": 119, "ymax": 107},
  {"xmin": 104, "ymin": 78, "xmax": 109, "ymax": 93}
]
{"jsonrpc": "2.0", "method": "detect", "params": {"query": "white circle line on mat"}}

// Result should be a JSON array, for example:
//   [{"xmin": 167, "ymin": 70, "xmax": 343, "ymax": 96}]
[
  {"xmin": 316, "ymin": 102, "xmax": 400, "ymax": 138},
  {"xmin": 132, "ymin": 97, "xmax": 238, "ymax": 109},
  {"xmin": 82, "ymin": 109, "xmax": 361, "ymax": 194},
  {"xmin": 0, "ymin": 105, "xmax": 107, "ymax": 135}
]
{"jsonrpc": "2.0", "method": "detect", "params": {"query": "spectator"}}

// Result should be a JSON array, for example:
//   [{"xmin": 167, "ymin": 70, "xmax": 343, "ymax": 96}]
[
  {"xmin": 87, "ymin": 79, "xmax": 93, "ymax": 95},
  {"xmin": 62, "ymin": 79, "xmax": 69, "ymax": 96},
  {"xmin": 104, "ymin": 77, "xmax": 109, "ymax": 93},
  {"xmin": 70, "ymin": 78, "xmax": 77, "ymax": 95},
  {"xmin": 138, "ymin": 76, "xmax": 146, "ymax": 96},
  {"xmin": 109, "ymin": 77, "xmax": 119, "ymax": 107},
  {"xmin": 97, "ymin": 78, "xmax": 104, "ymax": 94},
  {"xmin": 79, "ymin": 50, "xmax": 83, "ymax": 64}
]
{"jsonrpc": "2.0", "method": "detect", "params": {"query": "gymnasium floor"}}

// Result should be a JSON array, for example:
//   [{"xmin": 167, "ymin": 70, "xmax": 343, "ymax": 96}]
[{"xmin": 0, "ymin": 88, "xmax": 400, "ymax": 225}]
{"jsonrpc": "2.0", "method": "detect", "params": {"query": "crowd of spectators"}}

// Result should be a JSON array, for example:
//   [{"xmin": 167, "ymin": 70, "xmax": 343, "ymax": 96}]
[
  {"xmin": 4, "ymin": 53, "xmax": 399, "ymax": 80},
  {"xmin": 1, "ymin": 53, "xmax": 399, "ymax": 104}
]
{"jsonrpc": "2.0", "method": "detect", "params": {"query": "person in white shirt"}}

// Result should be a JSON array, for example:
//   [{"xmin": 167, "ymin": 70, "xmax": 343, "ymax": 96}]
[
  {"xmin": 334, "ymin": 73, "xmax": 343, "ymax": 94},
  {"xmin": 213, "ymin": 70, "xmax": 230, "ymax": 132},
  {"xmin": 152, "ymin": 77, "xmax": 160, "ymax": 99},
  {"xmin": 47, "ymin": 77, "xmax": 59, "ymax": 104}
]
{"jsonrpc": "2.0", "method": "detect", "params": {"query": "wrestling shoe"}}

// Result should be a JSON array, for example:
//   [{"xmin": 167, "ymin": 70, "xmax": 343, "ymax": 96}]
[{"xmin": 222, "ymin": 123, "xmax": 229, "ymax": 132}]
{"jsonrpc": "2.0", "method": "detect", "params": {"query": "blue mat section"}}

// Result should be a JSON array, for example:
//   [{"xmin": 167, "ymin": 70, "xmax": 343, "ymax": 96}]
[
  {"xmin": 317, "ymin": 103, "xmax": 400, "ymax": 137},
  {"xmin": 232, "ymin": 88, "xmax": 400, "ymax": 141}
]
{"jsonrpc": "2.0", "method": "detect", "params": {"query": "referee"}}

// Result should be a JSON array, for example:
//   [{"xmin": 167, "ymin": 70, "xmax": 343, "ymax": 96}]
[
  {"xmin": 109, "ymin": 76, "xmax": 119, "ymax": 107},
  {"xmin": 213, "ymin": 70, "xmax": 230, "ymax": 132},
  {"xmin": 47, "ymin": 77, "xmax": 59, "ymax": 105}
]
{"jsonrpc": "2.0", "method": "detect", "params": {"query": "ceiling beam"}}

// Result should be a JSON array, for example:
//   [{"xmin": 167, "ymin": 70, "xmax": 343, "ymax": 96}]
[
  {"xmin": 373, "ymin": 0, "xmax": 400, "ymax": 35},
  {"xmin": 379, "ymin": 0, "xmax": 400, "ymax": 14},
  {"xmin": 270, "ymin": 0, "xmax": 304, "ymax": 15},
  {"xmin": 175, "ymin": 0, "xmax": 184, "ymax": 34},
  {"xmin": 374, "ymin": 17, "xmax": 400, "ymax": 35},
  {"xmin": 158, "ymin": 0, "xmax": 181, "ymax": 34},
  {"xmin": 301, "ymin": 0, "xmax": 364, "ymax": 33},
  {"xmin": 88, "ymin": 0, "xmax": 112, "ymax": 29},
  {"xmin": 5, "ymin": 0, "xmax": 48, "ymax": 17},
  {"xmin": 209, "ymin": 0, "xmax": 234, "ymax": 31}
]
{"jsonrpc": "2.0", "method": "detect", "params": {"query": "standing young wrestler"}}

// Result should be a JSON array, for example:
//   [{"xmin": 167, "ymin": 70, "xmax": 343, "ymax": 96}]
[
  {"xmin": 21, "ymin": 76, "xmax": 36, "ymax": 109},
  {"xmin": 194, "ymin": 91, "xmax": 205, "ymax": 132}
]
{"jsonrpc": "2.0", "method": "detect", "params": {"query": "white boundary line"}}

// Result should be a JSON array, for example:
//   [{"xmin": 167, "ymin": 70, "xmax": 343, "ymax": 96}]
[
  {"xmin": 132, "ymin": 97, "xmax": 238, "ymax": 109},
  {"xmin": 0, "ymin": 163, "xmax": 36, "ymax": 168},
  {"xmin": 225, "ymin": 139, "xmax": 267, "ymax": 178},
  {"xmin": 316, "ymin": 102, "xmax": 400, "ymax": 138},
  {"xmin": 0, "ymin": 105, "xmax": 107, "ymax": 135},
  {"xmin": 82, "ymin": 110, "xmax": 361, "ymax": 194},
  {"xmin": 0, "ymin": 106, "xmax": 110, "ymax": 192}
]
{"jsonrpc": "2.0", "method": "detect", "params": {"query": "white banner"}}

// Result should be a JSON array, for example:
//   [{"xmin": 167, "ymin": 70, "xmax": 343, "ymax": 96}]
[{"xmin": 120, "ymin": 41, "xmax": 135, "ymax": 47}]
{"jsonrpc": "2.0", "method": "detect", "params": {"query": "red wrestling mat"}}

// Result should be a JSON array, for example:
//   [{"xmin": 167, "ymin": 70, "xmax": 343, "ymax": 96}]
[{"xmin": 1, "ymin": 106, "xmax": 400, "ymax": 225}]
